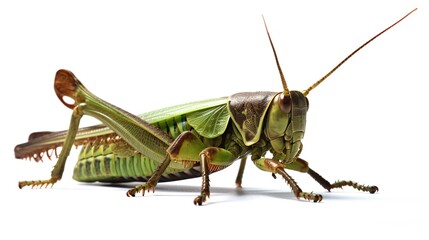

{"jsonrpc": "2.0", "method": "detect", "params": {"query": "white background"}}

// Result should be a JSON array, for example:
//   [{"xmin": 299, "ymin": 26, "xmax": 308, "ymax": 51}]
[{"xmin": 1, "ymin": 0, "xmax": 427, "ymax": 239}]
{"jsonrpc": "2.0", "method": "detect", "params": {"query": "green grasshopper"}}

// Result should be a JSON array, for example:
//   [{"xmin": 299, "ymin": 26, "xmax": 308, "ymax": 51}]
[{"xmin": 15, "ymin": 9, "xmax": 416, "ymax": 205}]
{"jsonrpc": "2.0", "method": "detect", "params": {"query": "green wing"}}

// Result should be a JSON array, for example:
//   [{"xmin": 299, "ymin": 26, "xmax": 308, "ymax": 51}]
[
  {"xmin": 47, "ymin": 97, "xmax": 228, "ymax": 138},
  {"xmin": 140, "ymin": 97, "xmax": 228, "ymax": 123},
  {"xmin": 187, "ymin": 103, "xmax": 230, "ymax": 138},
  {"xmin": 15, "ymin": 97, "xmax": 229, "ymax": 159},
  {"xmin": 142, "ymin": 96, "xmax": 230, "ymax": 138}
]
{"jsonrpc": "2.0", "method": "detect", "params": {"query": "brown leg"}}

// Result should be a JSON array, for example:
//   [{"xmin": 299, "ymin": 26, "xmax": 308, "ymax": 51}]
[
  {"xmin": 126, "ymin": 154, "xmax": 172, "ymax": 197},
  {"xmin": 235, "ymin": 157, "xmax": 247, "ymax": 188},
  {"xmin": 254, "ymin": 157, "xmax": 322, "ymax": 202},
  {"xmin": 194, "ymin": 147, "xmax": 235, "ymax": 205},
  {"xmin": 307, "ymin": 167, "xmax": 378, "ymax": 194},
  {"xmin": 287, "ymin": 157, "xmax": 379, "ymax": 194},
  {"xmin": 194, "ymin": 151, "xmax": 210, "ymax": 205}
]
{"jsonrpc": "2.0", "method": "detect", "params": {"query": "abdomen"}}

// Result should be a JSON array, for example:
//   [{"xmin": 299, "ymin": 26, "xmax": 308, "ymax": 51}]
[
  {"xmin": 72, "ymin": 114, "xmax": 221, "ymax": 182},
  {"xmin": 73, "ymin": 145, "xmax": 203, "ymax": 182}
]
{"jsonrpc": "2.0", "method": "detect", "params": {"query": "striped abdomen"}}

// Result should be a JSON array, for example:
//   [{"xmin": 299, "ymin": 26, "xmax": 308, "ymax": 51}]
[
  {"xmin": 72, "ymin": 114, "xmax": 224, "ymax": 182},
  {"xmin": 73, "ymin": 141, "xmax": 202, "ymax": 182}
]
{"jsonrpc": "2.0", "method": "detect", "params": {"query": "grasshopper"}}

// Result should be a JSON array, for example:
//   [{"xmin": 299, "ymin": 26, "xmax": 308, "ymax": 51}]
[{"xmin": 15, "ymin": 9, "xmax": 416, "ymax": 205}]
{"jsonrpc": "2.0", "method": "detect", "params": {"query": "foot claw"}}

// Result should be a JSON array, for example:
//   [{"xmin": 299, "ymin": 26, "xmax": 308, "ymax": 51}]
[
  {"xmin": 126, "ymin": 183, "xmax": 156, "ymax": 198},
  {"xmin": 126, "ymin": 189, "xmax": 137, "ymax": 197},
  {"xmin": 369, "ymin": 186, "xmax": 379, "ymax": 194},
  {"xmin": 193, "ymin": 195, "xmax": 207, "ymax": 206},
  {"xmin": 313, "ymin": 194, "xmax": 323, "ymax": 203},
  {"xmin": 299, "ymin": 192, "xmax": 323, "ymax": 203}
]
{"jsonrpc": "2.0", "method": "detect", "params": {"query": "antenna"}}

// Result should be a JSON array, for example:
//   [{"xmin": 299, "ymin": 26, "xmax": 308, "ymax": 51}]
[
  {"xmin": 302, "ymin": 8, "xmax": 417, "ymax": 96},
  {"xmin": 263, "ymin": 15, "xmax": 290, "ymax": 96}
]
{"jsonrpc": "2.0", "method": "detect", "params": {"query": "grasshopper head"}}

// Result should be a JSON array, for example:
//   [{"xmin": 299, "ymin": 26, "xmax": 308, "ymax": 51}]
[{"xmin": 265, "ymin": 91, "xmax": 308, "ymax": 163}]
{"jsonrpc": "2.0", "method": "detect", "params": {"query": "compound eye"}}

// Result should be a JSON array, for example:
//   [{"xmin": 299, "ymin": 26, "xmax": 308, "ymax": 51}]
[{"xmin": 279, "ymin": 94, "xmax": 292, "ymax": 113}]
